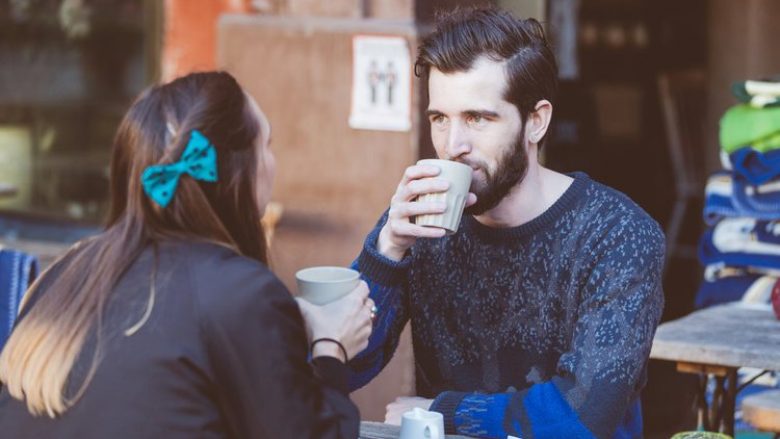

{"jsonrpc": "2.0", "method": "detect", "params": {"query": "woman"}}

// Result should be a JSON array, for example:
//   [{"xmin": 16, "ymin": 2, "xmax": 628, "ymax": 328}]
[{"xmin": 0, "ymin": 71, "xmax": 373, "ymax": 438}]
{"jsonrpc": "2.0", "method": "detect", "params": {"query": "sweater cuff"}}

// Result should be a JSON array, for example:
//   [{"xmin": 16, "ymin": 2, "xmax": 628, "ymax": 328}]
[
  {"xmin": 357, "ymin": 216, "xmax": 412, "ymax": 287},
  {"xmin": 311, "ymin": 356, "xmax": 350, "ymax": 396},
  {"xmin": 430, "ymin": 391, "xmax": 468, "ymax": 434}
]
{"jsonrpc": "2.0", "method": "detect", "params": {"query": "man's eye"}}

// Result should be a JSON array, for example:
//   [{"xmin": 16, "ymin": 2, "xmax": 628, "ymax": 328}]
[{"xmin": 469, "ymin": 114, "xmax": 486, "ymax": 125}]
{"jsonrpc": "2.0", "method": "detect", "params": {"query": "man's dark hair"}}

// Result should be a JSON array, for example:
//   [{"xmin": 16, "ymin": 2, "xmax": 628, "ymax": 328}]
[{"xmin": 416, "ymin": 7, "xmax": 558, "ymax": 148}]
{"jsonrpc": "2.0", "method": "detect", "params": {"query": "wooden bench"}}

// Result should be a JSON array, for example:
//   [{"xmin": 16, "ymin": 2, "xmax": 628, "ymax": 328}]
[{"xmin": 742, "ymin": 389, "xmax": 780, "ymax": 436}]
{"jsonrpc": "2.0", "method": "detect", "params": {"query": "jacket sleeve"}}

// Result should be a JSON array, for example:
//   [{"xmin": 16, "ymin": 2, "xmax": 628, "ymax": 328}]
[
  {"xmin": 348, "ymin": 212, "xmax": 413, "ymax": 391},
  {"xmin": 198, "ymin": 261, "xmax": 360, "ymax": 439},
  {"xmin": 430, "ymin": 216, "xmax": 666, "ymax": 439}
]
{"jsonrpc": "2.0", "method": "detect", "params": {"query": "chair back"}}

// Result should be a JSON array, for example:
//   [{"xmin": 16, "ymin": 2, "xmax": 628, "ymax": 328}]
[
  {"xmin": 659, "ymin": 69, "xmax": 708, "ymax": 198},
  {"xmin": 0, "ymin": 248, "xmax": 38, "ymax": 349}
]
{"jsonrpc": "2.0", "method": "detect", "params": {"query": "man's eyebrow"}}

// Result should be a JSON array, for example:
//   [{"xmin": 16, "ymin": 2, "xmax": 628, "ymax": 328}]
[
  {"xmin": 425, "ymin": 109, "xmax": 501, "ymax": 119},
  {"xmin": 463, "ymin": 110, "xmax": 500, "ymax": 118}
]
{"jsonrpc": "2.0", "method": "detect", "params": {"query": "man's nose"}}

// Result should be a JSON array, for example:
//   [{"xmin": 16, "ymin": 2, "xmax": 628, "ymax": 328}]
[{"xmin": 444, "ymin": 122, "xmax": 471, "ymax": 159}]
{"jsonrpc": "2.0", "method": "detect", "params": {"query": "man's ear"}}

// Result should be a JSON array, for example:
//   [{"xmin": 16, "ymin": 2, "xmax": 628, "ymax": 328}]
[{"xmin": 526, "ymin": 100, "xmax": 553, "ymax": 145}]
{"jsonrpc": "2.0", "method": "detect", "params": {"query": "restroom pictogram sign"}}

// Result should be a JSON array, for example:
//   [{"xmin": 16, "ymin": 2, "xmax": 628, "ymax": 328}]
[{"xmin": 349, "ymin": 35, "xmax": 412, "ymax": 132}]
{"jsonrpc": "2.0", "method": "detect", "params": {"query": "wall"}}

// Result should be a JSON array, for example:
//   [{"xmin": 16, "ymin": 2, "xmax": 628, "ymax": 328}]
[
  {"xmin": 161, "ymin": 0, "xmax": 250, "ymax": 81},
  {"xmin": 161, "ymin": 0, "xmax": 422, "ymax": 83}
]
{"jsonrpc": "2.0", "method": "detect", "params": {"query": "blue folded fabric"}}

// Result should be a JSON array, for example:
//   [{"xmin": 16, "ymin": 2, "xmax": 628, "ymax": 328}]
[
  {"xmin": 704, "ymin": 173, "xmax": 739, "ymax": 225},
  {"xmin": 730, "ymin": 147, "xmax": 780, "ymax": 185},
  {"xmin": 694, "ymin": 274, "xmax": 775, "ymax": 309},
  {"xmin": 732, "ymin": 174, "xmax": 780, "ymax": 216},
  {"xmin": 699, "ymin": 219, "xmax": 780, "ymax": 273},
  {"xmin": 0, "ymin": 248, "xmax": 38, "ymax": 348},
  {"xmin": 704, "ymin": 172, "xmax": 780, "ymax": 225}
]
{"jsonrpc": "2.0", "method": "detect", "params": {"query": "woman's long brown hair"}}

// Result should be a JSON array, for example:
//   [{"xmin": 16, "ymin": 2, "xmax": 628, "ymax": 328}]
[{"xmin": 0, "ymin": 71, "xmax": 267, "ymax": 417}]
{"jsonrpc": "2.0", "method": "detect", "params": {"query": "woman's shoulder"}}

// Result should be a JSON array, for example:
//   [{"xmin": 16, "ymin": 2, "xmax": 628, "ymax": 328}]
[
  {"xmin": 164, "ymin": 241, "xmax": 295, "ymax": 322},
  {"xmin": 170, "ymin": 240, "xmax": 271, "ymax": 274}
]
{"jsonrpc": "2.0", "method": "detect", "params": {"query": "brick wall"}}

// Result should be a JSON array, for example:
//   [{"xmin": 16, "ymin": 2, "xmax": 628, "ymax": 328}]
[{"xmin": 161, "ymin": 0, "xmax": 250, "ymax": 81}]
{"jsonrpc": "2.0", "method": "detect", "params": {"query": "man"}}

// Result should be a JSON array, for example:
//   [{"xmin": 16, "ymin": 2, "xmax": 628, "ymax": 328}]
[{"xmin": 349, "ymin": 7, "xmax": 665, "ymax": 439}]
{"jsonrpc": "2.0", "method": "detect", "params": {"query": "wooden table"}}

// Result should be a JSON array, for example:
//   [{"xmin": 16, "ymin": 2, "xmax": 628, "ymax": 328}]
[
  {"xmin": 360, "ymin": 421, "xmax": 477, "ymax": 439},
  {"xmin": 650, "ymin": 303, "xmax": 780, "ymax": 436}
]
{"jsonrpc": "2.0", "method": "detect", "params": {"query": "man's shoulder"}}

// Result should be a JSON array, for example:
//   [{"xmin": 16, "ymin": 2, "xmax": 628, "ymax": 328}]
[
  {"xmin": 574, "ymin": 176, "xmax": 665, "ymax": 251},
  {"xmin": 582, "ymin": 177, "xmax": 660, "ymax": 227}
]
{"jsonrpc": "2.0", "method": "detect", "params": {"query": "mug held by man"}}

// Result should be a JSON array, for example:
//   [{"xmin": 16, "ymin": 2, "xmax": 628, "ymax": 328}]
[{"xmin": 413, "ymin": 159, "xmax": 472, "ymax": 234}]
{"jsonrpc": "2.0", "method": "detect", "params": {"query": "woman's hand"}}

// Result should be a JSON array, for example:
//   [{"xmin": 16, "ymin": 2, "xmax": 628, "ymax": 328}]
[{"xmin": 295, "ymin": 281, "xmax": 374, "ymax": 362}]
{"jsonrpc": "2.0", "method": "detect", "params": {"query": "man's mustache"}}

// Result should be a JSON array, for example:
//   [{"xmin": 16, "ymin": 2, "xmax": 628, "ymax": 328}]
[{"xmin": 454, "ymin": 159, "xmax": 487, "ymax": 172}]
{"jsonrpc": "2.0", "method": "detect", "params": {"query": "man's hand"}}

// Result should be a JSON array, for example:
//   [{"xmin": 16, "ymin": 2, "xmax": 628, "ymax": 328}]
[
  {"xmin": 378, "ymin": 163, "xmax": 477, "ymax": 261},
  {"xmin": 384, "ymin": 396, "xmax": 435, "ymax": 425}
]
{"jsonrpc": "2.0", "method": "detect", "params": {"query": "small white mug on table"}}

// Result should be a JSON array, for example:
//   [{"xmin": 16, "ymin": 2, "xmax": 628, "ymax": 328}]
[{"xmin": 399, "ymin": 407, "xmax": 444, "ymax": 439}]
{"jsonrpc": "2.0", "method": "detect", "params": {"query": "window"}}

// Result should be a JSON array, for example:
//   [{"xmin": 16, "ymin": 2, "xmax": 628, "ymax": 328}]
[{"xmin": 0, "ymin": 0, "xmax": 160, "ymax": 229}]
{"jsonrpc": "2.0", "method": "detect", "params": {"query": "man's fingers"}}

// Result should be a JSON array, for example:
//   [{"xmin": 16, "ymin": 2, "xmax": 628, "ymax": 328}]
[
  {"xmin": 396, "ymin": 179, "xmax": 449, "ymax": 203},
  {"xmin": 390, "ymin": 221, "xmax": 447, "ymax": 239},
  {"xmin": 466, "ymin": 192, "xmax": 478, "ymax": 207},
  {"xmin": 400, "ymin": 164, "xmax": 441, "ymax": 186},
  {"xmin": 394, "ymin": 201, "xmax": 447, "ymax": 219}
]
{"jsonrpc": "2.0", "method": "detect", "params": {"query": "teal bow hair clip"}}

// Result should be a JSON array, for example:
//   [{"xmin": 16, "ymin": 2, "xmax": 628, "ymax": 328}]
[{"xmin": 141, "ymin": 130, "xmax": 218, "ymax": 208}]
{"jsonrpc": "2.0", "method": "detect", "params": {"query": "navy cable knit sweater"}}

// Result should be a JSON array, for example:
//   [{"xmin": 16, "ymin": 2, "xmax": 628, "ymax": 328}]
[{"xmin": 349, "ymin": 173, "xmax": 665, "ymax": 439}]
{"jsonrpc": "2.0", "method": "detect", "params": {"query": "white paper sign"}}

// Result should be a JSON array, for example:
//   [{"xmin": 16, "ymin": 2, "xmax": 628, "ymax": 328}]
[{"xmin": 349, "ymin": 35, "xmax": 412, "ymax": 132}]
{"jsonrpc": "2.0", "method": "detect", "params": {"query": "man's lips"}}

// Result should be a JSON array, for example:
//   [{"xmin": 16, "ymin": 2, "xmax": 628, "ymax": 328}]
[{"xmin": 456, "ymin": 161, "xmax": 480, "ymax": 171}]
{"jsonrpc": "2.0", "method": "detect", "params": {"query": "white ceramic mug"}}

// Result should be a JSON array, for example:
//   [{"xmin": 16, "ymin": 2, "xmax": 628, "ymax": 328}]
[
  {"xmin": 295, "ymin": 266, "xmax": 360, "ymax": 305},
  {"xmin": 414, "ymin": 159, "xmax": 473, "ymax": 235},
  {"xmin": 399, "ymin": 408, "xmax": 444, "ymax": 439}
]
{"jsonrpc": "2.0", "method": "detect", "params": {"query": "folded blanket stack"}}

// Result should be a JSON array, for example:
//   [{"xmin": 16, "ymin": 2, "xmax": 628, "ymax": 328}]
[
  {"xmin": 697, "ymin": 77, "xmax": 780, "ymax": 432},
  {"xmin": 699, "ymin": 76, "xmax": 780, "ymax": 307}
]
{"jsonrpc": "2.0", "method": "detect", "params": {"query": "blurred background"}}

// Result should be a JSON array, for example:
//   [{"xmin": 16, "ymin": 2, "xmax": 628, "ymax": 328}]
[{"xmin": 1, "ymin": 0, "xmax": 780, "ymax": 436}]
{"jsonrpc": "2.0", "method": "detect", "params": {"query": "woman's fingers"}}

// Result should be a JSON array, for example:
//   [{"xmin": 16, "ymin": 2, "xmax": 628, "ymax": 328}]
[
  {"xmin": 351, "ymin": 281, "xmax": 369, "ymax": 303},
  {"xmin": 294, "ymin": 297, "xmax": 312, "ymax": 315}
]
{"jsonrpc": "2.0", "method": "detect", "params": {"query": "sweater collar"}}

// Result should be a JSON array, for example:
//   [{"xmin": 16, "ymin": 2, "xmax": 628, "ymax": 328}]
[{"xmin": 463, "ymin": 172, "xmax": 590, "ymax": 240}]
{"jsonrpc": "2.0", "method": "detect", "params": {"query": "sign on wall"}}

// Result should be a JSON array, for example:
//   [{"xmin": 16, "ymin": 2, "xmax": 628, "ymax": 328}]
[{"xmin": 349, "ymin": 35, "xmax": 412, "ymax": 132}]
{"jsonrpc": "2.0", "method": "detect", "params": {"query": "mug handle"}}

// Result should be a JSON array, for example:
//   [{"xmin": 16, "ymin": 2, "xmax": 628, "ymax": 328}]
[{"xmin": 425, "ymin": 424, "xmax": 442, "ymax": 439}]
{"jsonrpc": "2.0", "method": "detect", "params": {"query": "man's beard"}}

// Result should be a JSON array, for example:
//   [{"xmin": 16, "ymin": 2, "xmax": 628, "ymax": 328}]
[{"xmin": 463, "ymin": 127, "xmax": 529, "ymax": 216}]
